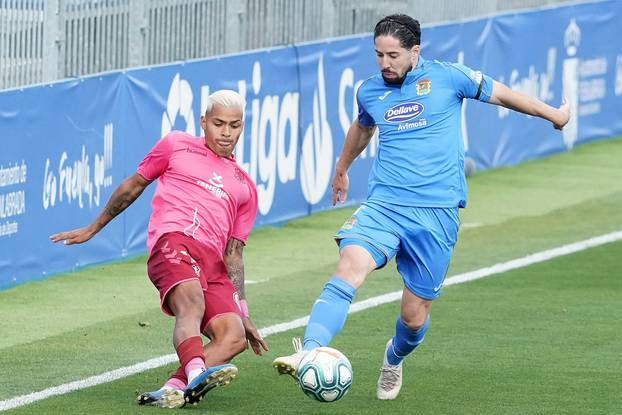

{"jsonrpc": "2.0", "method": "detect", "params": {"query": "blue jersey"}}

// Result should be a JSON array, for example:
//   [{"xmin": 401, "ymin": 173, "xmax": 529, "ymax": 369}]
[{"xmin": 357, "ymin": 56, "xmax": 493, "ymax": 208}]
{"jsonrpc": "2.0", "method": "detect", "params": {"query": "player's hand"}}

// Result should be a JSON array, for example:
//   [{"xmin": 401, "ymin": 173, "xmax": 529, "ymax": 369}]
[
  {"xmin": 49, "ymin": 225, "xmax": 97, "ymax": 245},
  {"xmin": 554, "ymin": 97, "xmax": 570, "ymax": 130},
  {"xmin": 242, "ymin": 316, "xmax": 268, "ymax": 356},
  {"xmin": 331, "ymin": 169, "xmax": 349, "ymax": 206}
]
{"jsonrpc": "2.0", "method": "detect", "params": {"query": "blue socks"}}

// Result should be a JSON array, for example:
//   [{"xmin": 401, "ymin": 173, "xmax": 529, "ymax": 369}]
[
  {"xmin": 301, "ymin": 275, "xmax": 429, "ymax": 365},
  {"xmin": 303, "ymin": 276, "xmax": 357, "ymax": 351},
  {"xmin": 386, "ymin": 315, "xmax": 430, "ymax": 365}
]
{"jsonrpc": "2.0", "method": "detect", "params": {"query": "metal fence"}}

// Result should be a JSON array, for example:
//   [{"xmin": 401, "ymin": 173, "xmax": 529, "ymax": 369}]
[{"xmin": 1, "ymin": 0, "xmax": 585, "ymax": 90}]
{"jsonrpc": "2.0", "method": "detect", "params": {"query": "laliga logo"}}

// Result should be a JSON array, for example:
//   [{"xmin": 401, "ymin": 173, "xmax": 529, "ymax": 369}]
[
  {"xmin": 161, "ymin": 73, "xmax": 196, "ymax": 136},
  {"xmin": 300, "ymin": 56, "xmax": 333, "ymax": 205},
  {"xmin": 383, "ymin": 102, "xmax": 424, "ymax": 123}
]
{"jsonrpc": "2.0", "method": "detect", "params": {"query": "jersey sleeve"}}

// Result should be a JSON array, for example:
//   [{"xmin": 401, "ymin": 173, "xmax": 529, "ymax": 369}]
[
  {"xmin": 230, "ymin": 180, "xmax": 258, "ymax": 244},
  {"xmin": 447, "ymin": 62, "xmax": 493, "ymax": 103},
  {"xmin": 356, "ymin": 86, "xmax": 375, "ymax": 127},
  {"xmin": 136, "ymin": 133, "xmax": 175, "ymax": 181}
]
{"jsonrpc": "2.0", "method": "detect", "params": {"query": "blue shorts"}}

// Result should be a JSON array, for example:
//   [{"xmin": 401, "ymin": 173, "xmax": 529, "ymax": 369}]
[{"xmin": 335, "ymin": 201, "xmax": 459, "ymax": 300}]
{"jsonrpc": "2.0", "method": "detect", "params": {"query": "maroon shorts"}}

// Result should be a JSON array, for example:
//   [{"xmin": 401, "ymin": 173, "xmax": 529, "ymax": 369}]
[{"xmin": 147, "ymin": 232, "xmax": 242, "ymax": 331}]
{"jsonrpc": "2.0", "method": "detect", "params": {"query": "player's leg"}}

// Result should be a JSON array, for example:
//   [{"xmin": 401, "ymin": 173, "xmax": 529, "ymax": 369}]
[
  {"xmin": 180, "ymin": 313, "xmax": 245, "ymax": 404},
  {"xmin": 302, "ymin": 244, "xmax": 377, "ymax": 350},
  {"xmin": 184, "ymin": 262, "xmax": 246, "ymax": 405},
  {"xmin": 167, "ymin": 280, "xmax": 208, "ymax": 385},
  {"xmin": 202, "ymin": 313, "xmax": 247, "ymax": 364},
  {"xmin": 140, "ymin": 315, "xmax": 244, "ymax": 409},
  {"xmin": 199, "ymin": 258, "xmax": 248, "ymax": 365},
  {"xmin": 388, "ymin": 291, "xmax": 431, "ymax": 365},
  {"xmin": 302, "ymin": 204, "xmax": 400, "ymax": 351},
  {"xmin": 140, "ymin": 232, "xmax": 207, "ymax": 407},
  {"xmin": 149, "ymin": 313, "xmax": 245, "ymax": 388},
  {"xmin": 272, "ymin": 244, "xmax": 376, "ymax": 378},
  {"xmin": 137, "ymin": 281, "xmax": 205, "ymax": 408},
  {"xmin": 377, "ymin": 206, "xmax": 459, "ymax": 400},
  {"xmin": 273, "ymin": 203, "xmax": 399, "ymax": 377},
  {"xmin": 377, "ymin": 290, "xmax": 431, "ymax": 400}
]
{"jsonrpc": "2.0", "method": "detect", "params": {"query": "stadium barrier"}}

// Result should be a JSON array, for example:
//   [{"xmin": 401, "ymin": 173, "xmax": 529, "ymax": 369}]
[
  {"xmin": 0, "ymin": 0, "xmax": 576, "ymax": 90},
  {"xmin": 1, "ymin": 0, "xmax": 621, "ymax": 288}
]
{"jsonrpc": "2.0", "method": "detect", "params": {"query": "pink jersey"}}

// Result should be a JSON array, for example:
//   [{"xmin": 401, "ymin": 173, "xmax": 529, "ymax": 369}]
[{"xmin": 137, "ymin": 131, "xmax": 258, "ymax": 256}]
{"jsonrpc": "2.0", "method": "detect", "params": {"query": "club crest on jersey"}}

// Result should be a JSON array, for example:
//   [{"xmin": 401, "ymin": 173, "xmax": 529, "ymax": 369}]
[
  {"xmin": 416, "ymin": 79, "xmax": 431, "ymax": 96},
  {"xmin": 234, "ymin": 167, "xmax": 245, "ymax": 183},
  {"xmin": 383, "ymin": 101, "xmax": 425, "ymax": 123}
]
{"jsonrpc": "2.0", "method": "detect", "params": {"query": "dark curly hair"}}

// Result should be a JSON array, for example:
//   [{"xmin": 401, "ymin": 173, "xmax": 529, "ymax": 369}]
[{"xmin": 374, "ymin": 14, "xmax": 421, "ymax": 49}]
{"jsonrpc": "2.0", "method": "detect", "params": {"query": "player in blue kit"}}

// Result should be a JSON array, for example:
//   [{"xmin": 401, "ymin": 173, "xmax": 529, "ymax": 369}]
[{"xmin": 273, "ymin": 14, "xmax": 569, "ymax": 400}]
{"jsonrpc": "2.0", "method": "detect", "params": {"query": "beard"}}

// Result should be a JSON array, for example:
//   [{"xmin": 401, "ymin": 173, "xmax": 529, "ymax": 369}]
[{"xmin": 382, "ymin": 64, "xmax": 413, "ymax": 85}]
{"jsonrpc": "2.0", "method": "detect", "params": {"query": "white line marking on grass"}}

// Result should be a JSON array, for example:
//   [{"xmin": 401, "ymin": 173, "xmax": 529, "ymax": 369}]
[
  {"xmin": 246, "ymin": 279, "xmax": 268, "ymax": 285},
  {"xmin": 2, "ymin": 230, "xmax": 621, "ymax": 411},
  {"xmin": 0, "ymin": 355, "xmax": 178, "ymax": 412},
  {"xmin": 460, "ymin": 222, "xmax": 484, "ymax": 229}
]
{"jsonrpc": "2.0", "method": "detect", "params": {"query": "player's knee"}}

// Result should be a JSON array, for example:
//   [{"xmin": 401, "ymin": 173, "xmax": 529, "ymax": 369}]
[
  {"xmin": 335, "ymin": 257, "xmax": 371, "ymax": 288},
  {"xmin": 223, "ymin": 333, "xmax": 248, "ymax": 357},
  {"xmin": 401, "ymin": 313, "xmax": 428, "ymax": 331}
]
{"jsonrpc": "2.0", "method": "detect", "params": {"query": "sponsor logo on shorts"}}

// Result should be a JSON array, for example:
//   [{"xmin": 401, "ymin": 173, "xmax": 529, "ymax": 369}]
[
  {"xmin": 161, "ymin": 241, "xmax": 182, "ymax": 264},
  {"xmin": 183, "ymin": 252, "xmax": 201, "ymax": 276},
  {"xmin": 341, "ymin": 216, "xmax": 356, "ymax": 230},
  {"xmin": 383, "ymin": 102, "xmax": 425, "ymax": 123}
]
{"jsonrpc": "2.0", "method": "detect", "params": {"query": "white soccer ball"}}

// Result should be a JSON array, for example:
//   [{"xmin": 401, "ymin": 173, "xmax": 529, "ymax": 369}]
[{"xmin": 296, "ymin": 347, "xmax": 353, "ymax": 402}]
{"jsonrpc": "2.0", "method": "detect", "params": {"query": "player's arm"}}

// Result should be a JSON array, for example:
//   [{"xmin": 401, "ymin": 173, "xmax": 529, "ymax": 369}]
[
  {"xmin": 332, "ymin": 120, "xmax": 377, "ymax": 205},
  {"xmin": 224, "ymin": 237, "xmax": 268, "ymax": 355},
  {"xmin": 489, "ymin": 80, "xmax": 570, "ymax": 130},
  {"xmin": 224, "ymin": 237, "xmax": 247, "ymax": 299},
  {"xmin": 49, "ymin": 173, "xmax": 151, "ymax": 245}
]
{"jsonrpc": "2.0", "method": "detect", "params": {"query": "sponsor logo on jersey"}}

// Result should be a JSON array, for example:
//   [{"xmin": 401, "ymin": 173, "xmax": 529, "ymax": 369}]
[
  {"xmin": 397, "ymin": 118, "xmax": 428, "ymax": 131},
  {"xmin": 197, "ymin": 172, "xmax": 229, "ymax": 200},
  {"xmin": 383, "ymin": 102, "xmax": 425, "ymax": 123},
  {"xmin": 416, "ymin": 79, "xmax": 431, "ymax": 96},
  {"xmin": 378, "ymin": 90, "xmax": 392, "ymax": 100},
  {"xmin": 208, "ymin": 172, "xmax": 224, "ymax": 188},
  {"xmin": 186, "ymin": 147, "xmax": 208, "ymax": 157}
]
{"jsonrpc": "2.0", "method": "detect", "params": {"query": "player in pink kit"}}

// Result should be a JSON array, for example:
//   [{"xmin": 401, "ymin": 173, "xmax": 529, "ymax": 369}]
[{"xmin": 50, "ymin": 90, "xmax": 268, "ymax": 408}]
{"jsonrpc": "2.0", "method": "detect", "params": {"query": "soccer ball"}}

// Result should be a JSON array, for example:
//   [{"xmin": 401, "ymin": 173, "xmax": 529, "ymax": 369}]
[{"xmin": 296, "ymin": 347, "xmax": 353, "ymax": 402}]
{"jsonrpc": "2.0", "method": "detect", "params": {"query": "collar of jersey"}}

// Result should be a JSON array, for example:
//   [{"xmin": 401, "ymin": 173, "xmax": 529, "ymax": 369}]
[
  {"xmin": 380, "ymin": 56, "xmax": 426, "ymax": 89},
  {"xmin": 402, "ymin": 56, "xmax": 426, "ymax": 85}
]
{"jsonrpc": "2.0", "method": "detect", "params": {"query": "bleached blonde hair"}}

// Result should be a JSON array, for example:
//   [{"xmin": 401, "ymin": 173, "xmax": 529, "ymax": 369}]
[{"xmin": 204, "ymin": 89, "xmax": 246, "ymax": 118}]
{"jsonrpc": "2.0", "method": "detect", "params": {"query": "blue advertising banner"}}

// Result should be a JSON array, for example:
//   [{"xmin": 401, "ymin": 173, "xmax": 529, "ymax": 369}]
[
  {"xmin": 1, "ymin": 0, "xmax": 621, "ymax": 288},
  {"xmin": 0, "ymin": 73, "xmax": 126, "ymax": 286},
  {"xmin": 421, "ymin": 2, "xmax": 622, "ymax": 168}
]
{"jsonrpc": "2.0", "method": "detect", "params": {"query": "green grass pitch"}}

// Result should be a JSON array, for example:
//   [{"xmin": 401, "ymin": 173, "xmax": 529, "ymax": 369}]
[{"xmin": 1, "ymin": 137, "xmax": 621, "ymax": 414}]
